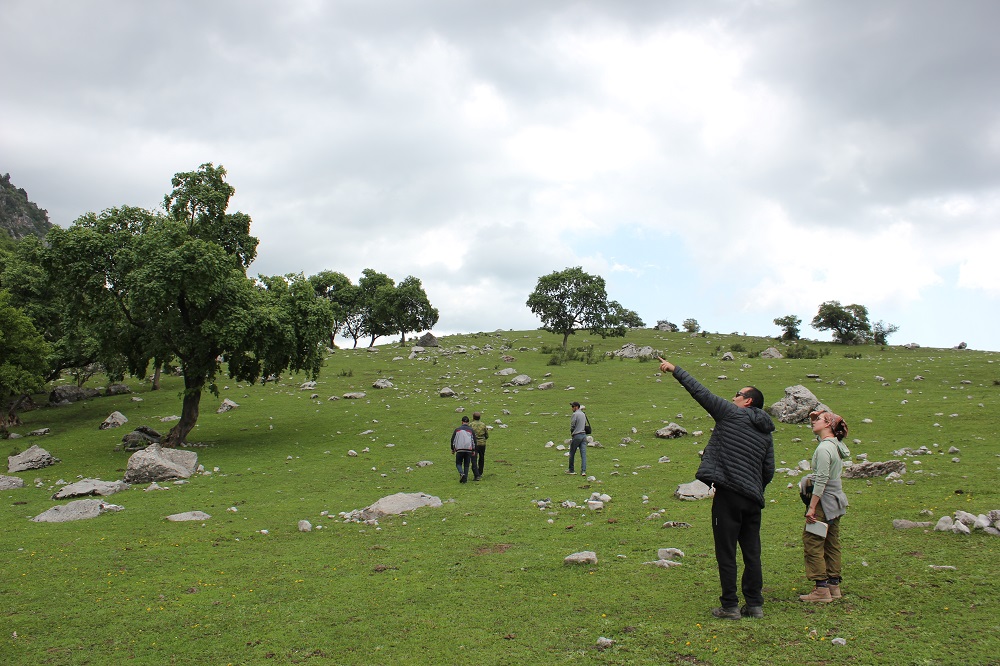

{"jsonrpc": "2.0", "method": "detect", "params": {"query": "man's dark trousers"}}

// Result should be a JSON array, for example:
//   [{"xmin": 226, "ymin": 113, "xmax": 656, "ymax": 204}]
[{"xmin": 711, "ymin": 486, "xmax": 764, "ymax": 608}]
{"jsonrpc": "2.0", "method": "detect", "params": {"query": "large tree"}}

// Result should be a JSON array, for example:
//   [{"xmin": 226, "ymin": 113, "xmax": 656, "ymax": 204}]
[
  {"xmin": 381, "ymin": 275, "xmax": 439, "ymax": 345},
  {"xmin": 0, "ymin": 290, "xmax": 50, "ymax": 435},
  {"xmin": 358, "ymin": 269, "xmax": 395, "ymax": 347},
  {"xmin": 773, "ymin": 314, "xmax": 802, "ymax": 341},
  {"xmin": 526, "ymin": 266, "xmax": 640, "ymax": 350},
  {"xmin": 308, "ymin": 270, "xmax": 355, "ymax": 348},
  {"xmin": 811, "ymin": 300, "xmax": 871, "ymax": 344},
  {"xmin": 48, "ymin": 164, "xmax": 332, "ymax": 446}
]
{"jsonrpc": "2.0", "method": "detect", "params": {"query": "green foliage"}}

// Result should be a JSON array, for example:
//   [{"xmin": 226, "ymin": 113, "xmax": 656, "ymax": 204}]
[
  {"xmin": 811, "ymin": 300, "xmax": 871, "ymax": 344},
  {"xmin": 682, "ymin": 317, "xmax": 700, "ymax": 333},
  {"xmin": 0, "ymin": 290, "xmax": 50, "ymax": 432},
  {"xmin": 545, "ymin": 344, "xmax": 602, "ymax": 366},
  {"xmin": 526, "ymin": 266, "xmax": 640, "ymax": 350},
  {"xmin": 784, "ymin": 343, "xmax": 831, "ymax": 359},
  {"xmin": 773, "ymin": 314, "xmax": 802, "ymax": 340},
  {"xmin": 730, "ymin": 342, "xmax": 746, "ymax": 353},
  {"xmin": 843, "ymin": 351, "xmax": 863, "ymax": 359},
  {"xmin": 2, "ymin": 329, "xmax": 998, "ymax": 665},
  {"xmin": 872, "ymin": 320, "xmax": 900, "ymax": 345},
  {"xmin": 45, "ymin": 165, "xmax": 330, "ymax": 445}
]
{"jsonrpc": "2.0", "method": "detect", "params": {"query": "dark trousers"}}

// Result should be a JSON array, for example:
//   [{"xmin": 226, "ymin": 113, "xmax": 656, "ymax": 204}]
[
  {"xmin": 473, "ymin": 445, "xmax": 486, "ymax": 478},
  {"xmin": 455, "ymin": 451, "xmax": 473, "ymax": 477},
  {"xmin": 711, "ymin": 486, "xmax": 764, "ymax": 607}
]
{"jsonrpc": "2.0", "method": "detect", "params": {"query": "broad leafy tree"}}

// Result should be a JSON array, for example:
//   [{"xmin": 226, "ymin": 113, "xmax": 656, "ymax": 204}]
[
  {"xmin": 0, "ymin": 290, "xmax": 50, "ymax": 434},
  {"xmin": 48, "ymin": 164, "xmax": 332, "ymax": 446},
  {"xmin": 0, "ymin": 234, "xmax": 121, "ymax": 383},
  {"xmin": 358, "ymin": 269, "xmax": 395, "ymax": 347},
  {"xmin": 773, "ymin": 314, "xmax": 802, "ymax": 341},
  {"xmin": 308, "ymin": 270, "xmax": 355, "ymax": 348},
  {"xmin": 526, "ymin": 266, "xmax": 639, "ymax": 350},
  {"xmin": 382, "ymin": 275, "xmax": 439, "ymax": 345},
  {"xmin": 811, "ymin": 300, "xmax": 871, "ymax": 344},
  {"xmin": 682, "ymin": 318, "xmax": 700, "ymax": 333},
  {"xmin": 872, "ymin": 320, "xmax": 900, "ymax": 346}
]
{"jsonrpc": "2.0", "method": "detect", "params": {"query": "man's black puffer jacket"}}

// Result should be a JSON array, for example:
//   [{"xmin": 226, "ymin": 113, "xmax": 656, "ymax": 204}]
[{"xmin": 672, "ymin": 366, "xmax": 776, "ymax": 507}]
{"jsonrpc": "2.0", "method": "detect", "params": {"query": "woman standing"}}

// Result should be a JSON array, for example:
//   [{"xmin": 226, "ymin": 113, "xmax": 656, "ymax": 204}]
[{"xmin": 799, "ymin": 409, "xmax": 851, "ymax": 602}]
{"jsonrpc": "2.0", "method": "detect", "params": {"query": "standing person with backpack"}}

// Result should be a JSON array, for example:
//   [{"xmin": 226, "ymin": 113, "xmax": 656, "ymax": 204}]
[
  {"xmin": 450, "ymin": 415, "xmax": 478, "ymax": 483},
  {"xmin": 469, "ymin": 412, "xmax": 489, "ymax": 481},
  {"xmin": 568, "ymin": 401, "xmax": 589, "ymax": 476}
]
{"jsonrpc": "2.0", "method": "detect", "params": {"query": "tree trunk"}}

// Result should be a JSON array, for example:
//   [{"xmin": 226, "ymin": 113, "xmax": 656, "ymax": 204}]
[
  {"xmin": 163, "ymin": 376, "xmax": 202, "ymax": 447},
  {"xmin": 562, "ymin": 331, "xmax": 570, "ymax": 350},
  {"xmin": 151, "ymin": 363, "xmax": 162, "ymax": 391}
]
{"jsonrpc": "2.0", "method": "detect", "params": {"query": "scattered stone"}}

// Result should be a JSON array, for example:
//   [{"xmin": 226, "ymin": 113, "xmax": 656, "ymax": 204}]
[
  {"xmin": 144, "ymin": 482, "xmax": 168, "ymax": 491},
  {"xmin": 123, "ymin": 444, "xmax": 198, "ymax": 483},
  {"xmin": 564, "ymin": 551, "xmax": 598, "ymax": 565},
  {"xmin": 893, "ymin": 519, "xmax": 933, "ymax": 529},
  {"xmin": 213, "ymin": 399, "xmax": 238, "ymax": 414},
  {"xmin": 28, "ymin": 428, "xmax": 50, "ymax": 436},
  {"xmin": 341, "ymin": 492, "xmax": 443, "ymax": 523},
  {"xmin": 8, "ymin": 444, "xmax": 60, "ymax": 473},
  {"xmin": 596, "ymin": 636, "xmax": 615, "ymax": 650},
  {"xmin": 298, "ymin": 520, "xmax": 313, "ymax": 532},
  {"xmin": 842, "ymin": 460, "xmax": 906, "ymax": 479},
  {"xmin": 766, "ymin": 385, "xmax": 829, "ymax": 424},
  {"xmin": 657, "ymin": 548, "xmax": 684, "ymax": 560},
  {"xmin": 52, "ymin": 478, "xmax": 129, "ymax": 499},
  {"xmin": 644, "ymin": 558, "xmax": 682, "ymax": 568},
  {"xmin": 537, "ymin": 381, "xmax": 554, "ymax": 390},
  {"xmin": 99, "ymin": 411, "xmax": 128, "ymax": 430},
  {"xmin": 105, "ymin": 383, "xmax": 131, "ymax": 396},
  {"xmin": 32, "ymin": 499, "xmax": 124, "ymax": 522},
  {"xmin": 674, "ymin": 479, "xmax": 713, "ymax": 501},
  {"xmin": 166, "ymin": 511, "xmax": 211, "ymax": 522},
  {"xmin": 831, "ymin": 638, "xmax": 847, "ymax": 647},
  {"xmin": 438, "ymin": 388, "xmax": 456, "ymax": 398},
  {"xmin": 343, "ymin": 392, "xmax": 367, "ymax": 399},
  {"xmin": 372, "ymin": 379, "xmax": 394, "ymax": 389},
  {"xmin": 760, "ymin": 347, "xmax": 783, "ymax": 359},
  {"xmin": 49, "ymin": 385, "xmax": 100, "ymax": 405},
  {"xmin": 0, "ymin": 474, "xmax": 26, "ymax": 490},
  {"xmin": 509, "ymin": 374, "xmax": 532, "ymax": 386},
  {"xmin": 416, "ymin": 332, "xmax": 439, "ymax": 347},
  {"xmin": 655, "ymin": 423, "xmax": 687, "ymax": 439},
  {"xmin": 119, "ymin": 426, "xmax": 163, "ymax": 452},
  {"xmin": 662, "ymin": 521, "xmax": 692, "ymax": 528},
  {"xmin": 610, "ymin": 343, "xmax": 657, "ymax": 359}
]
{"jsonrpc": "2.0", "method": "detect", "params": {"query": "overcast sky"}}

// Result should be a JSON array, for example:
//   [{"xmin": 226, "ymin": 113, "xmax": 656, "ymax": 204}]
[{"xmin": 4, "ymin": 0, "xmax": 999, "ymax": 350}]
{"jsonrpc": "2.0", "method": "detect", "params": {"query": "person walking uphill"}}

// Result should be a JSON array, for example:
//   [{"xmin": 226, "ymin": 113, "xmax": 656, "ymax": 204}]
[
  {"xmin": 469, "ymin": 412, "xmax": 489, "ymax": 481},
  {"xmin": 568, "ymin": 401, "xmax": 588, "ymax": 476},
  {"xmin": 658, "ymin": 358, "xmax": 775, "ymax": 621},
  {"xmin": 799, "ymin": 409, "xmax": 851, "ymax": 603},
  {"xmin": 451, "ymin": 416, "xmax": 478, "ymax": 484}
]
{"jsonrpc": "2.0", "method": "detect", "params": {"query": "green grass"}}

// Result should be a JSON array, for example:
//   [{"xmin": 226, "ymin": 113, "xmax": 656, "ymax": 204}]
[{"xmin": 3, "ymin": 330, "xmax": 999, "ymax": 665}]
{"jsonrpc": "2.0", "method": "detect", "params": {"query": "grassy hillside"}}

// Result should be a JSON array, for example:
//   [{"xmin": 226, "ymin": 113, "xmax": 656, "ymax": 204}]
[{"xmin": 3, "ymin": 329, "xmax": 998, "ymax": 665}]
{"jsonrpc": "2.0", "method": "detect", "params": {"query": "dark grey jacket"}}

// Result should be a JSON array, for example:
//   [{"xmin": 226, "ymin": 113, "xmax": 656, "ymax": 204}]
[{"xmin": 673, "ymin": 367, "xmax": 775, "ymax": 507}]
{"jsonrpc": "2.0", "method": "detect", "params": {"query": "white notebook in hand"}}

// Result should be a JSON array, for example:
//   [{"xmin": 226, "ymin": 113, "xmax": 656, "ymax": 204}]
[{"xmin": 805, "ymin": 520, "xmax": 828, "ymax": 538}]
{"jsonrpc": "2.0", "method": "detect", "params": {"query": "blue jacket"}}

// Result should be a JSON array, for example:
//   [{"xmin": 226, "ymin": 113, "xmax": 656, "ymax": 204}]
[{"xmin": 673, "ymin": 367, "xmax": 775, "ymax": 507}]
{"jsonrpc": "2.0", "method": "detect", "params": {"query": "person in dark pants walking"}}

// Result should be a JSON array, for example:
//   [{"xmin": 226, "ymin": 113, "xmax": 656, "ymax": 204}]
[
  {"xmin": 450, "ymin": 415, "xmax": 478, "ymax": 483},
  {"xmin": 469, "ymin": 412, "xmax": 489, "ymax": 481},
  {"xmin": 658, "ymin": 357, "xmax": 775, "ymax": 620}
]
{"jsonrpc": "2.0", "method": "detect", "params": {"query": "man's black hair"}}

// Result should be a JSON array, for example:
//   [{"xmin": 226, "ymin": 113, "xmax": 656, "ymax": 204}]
[{"xmin": 744, "ymin": 387, "xmax": 764, "ymax": 409}]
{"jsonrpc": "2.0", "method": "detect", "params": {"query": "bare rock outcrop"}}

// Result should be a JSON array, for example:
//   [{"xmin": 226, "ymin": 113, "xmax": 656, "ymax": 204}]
[
  {"xmin": 8, "ymin": 444, "xmax": 60, "ymax": 473},
  {"xmin": 767, "ymin": 385, "xmax": 829, "ymax": 424},
  {"xmin": 123, "ymin": 444, "xmax": 198, "ymax": 483}
]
